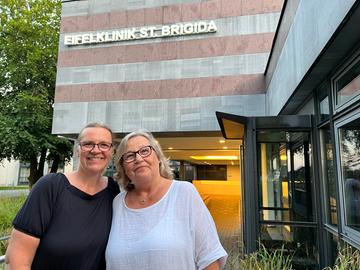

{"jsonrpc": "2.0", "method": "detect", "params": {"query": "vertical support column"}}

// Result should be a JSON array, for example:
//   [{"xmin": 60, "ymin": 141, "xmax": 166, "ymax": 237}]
[
  {"xmin": 179, "ymin": 161, "xmax": 185, "ymax": 180},
  {"xmin": 243, "ymin": 117, "xmax": 258, "ymax": 253}
]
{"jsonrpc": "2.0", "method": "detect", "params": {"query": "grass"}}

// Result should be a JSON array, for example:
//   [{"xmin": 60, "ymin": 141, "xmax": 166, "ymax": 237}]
[
  {"xmin": 0, "ymin": 186, "xmax": 29, "ymax": 190},
  {"xmin": 323, "ymin": 245, "xmax": 360, "ymax": 270},
  {"xmin": 0, "ymin": 195, "xmax": 27, "ymax": 256},
  {"xmin": 225, "ymin": 242, "xmax": 293, "ymax": 270},
  {"xmin": 225, "ymin": 241, "xmax": 360, "ymax": 270},
  {"xmin": 240, "ymin": 244, "xmax": 293, "ymax": 270}
]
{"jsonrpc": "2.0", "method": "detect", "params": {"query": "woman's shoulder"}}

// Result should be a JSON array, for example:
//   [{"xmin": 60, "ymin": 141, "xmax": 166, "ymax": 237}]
[
  {"xmin": 112, "ymin": 190, "xmax": 126, "ymax": 206},
  {"xmin": 28, "ymin": 173, "xmax": 68, "ymax": 199},
  {"xmin": 172, "ymin": 180, "xmax": 198, "ymax": 195},
  {"xmin": 33, "ymin": 173, "xmax": 67, "ymax": 189},
  {"xmin": 173, "ymin": 179, "xmax": 194, "ymax": 188},
  {"xmin": 107, "ymin": 176, "xmax": 120, "ymax": 195}
]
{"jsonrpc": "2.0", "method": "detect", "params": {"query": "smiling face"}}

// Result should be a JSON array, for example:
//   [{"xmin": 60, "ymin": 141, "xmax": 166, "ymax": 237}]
[
  {"xmin": 77, "ymin": 127, "xmax": 113, "ymax": 175},
  {"xmin": 122, "ymin": 135, "xmax": 160, "ymax": 184}
]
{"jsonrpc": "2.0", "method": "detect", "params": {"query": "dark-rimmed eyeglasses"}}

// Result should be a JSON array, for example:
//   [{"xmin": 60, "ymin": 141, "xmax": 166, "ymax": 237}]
[
  {"xmin": 79, "ymin": 142, "xmax": 113, "ymax": 152},
  {"xmin": 121, "ymin": 145, "xmax": 153, "ymax": 163}
]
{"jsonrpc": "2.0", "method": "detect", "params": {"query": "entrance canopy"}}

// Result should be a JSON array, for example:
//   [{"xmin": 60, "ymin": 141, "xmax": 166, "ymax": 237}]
[{"xmin": 216, "ymin": 111, "xmax": 247, "ymax": 140}]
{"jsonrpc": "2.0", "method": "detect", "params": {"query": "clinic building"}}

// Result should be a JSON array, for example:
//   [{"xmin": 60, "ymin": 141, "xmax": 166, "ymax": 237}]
[{"xmin": 54, "ymin": 0, "xmax": 360, "ymax": 269}]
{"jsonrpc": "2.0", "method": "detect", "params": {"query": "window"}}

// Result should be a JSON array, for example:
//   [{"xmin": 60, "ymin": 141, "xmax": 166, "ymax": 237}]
[
  {"xmin": 337, "ymin": 115, "xmax": 360, "ymax": 233},
  {"xmin": 317, "ymin": 82, "xmax": 331, "ymax": 122},
  {"xmin": 320, "ymin": 127, "xmax": 337, "ymax": 225},
  {"xmin": 197, "ymin": 165, "xmax": 227, "ymax": 180},
  {"xmin": 257, "ymin": 131, "xmax": 313, "ymax": 222},
  {"xmin": 326, "ymin": 232, "xmax": 339, "ymax": 266},
  {"xmin": 18, "ymin": 162, "xmax": 30, "ymax": 185},
  {"xmin": 334, "ymin": 55, "xmax": 360, "ymax": 111}
]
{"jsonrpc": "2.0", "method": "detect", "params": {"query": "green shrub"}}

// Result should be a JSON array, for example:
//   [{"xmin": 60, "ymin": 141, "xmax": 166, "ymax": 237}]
[
  {"xmin": 240, "ymin": 244, "xmax": 293, "ymax": 270},
  {"xmin": 0, "ymin": 195, "xmax": 27, "ymax": 255},
  {"xmin": 323, "ymin": 246, "xmax": 360, "ymax": 270},
  {"xmin": 226, "ymin": 243, "xmax": 293, "ymax": 270}
]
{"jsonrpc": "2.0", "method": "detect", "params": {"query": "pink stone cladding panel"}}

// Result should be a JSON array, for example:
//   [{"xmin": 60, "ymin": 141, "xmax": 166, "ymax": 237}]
[
  {"xmin": 58, "ymin": 34, "xmax": 274, "ymax": 67},
  {"xmin": 55, "ymin": 75, "xmax": 265, "ymax": 102},
  {"xmin": 60, "ymin": 0, "xmax": 284, "ymax": 33}
]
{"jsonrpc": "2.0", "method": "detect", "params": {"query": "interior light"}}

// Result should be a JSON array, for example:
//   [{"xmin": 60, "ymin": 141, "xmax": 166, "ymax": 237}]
[
  {"xmin": 219, "ymin": 140, "xmax": 225, "ymax": 143},
  {"xmin": 223, "ymin": 146, "xmax": 228, "ymax": 149},
  {"xmin": 168, "ymin": 147, "xmax": 173, "ymax": 150},
  {"xmin": 190, "ymin": 156, "xmax": 238, "ymax": 160}
]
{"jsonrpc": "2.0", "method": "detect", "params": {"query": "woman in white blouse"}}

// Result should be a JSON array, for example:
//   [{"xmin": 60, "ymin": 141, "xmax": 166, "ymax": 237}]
[{"xmin": 105, "ymin": 130, "xmax": 227, "ymax": 270}]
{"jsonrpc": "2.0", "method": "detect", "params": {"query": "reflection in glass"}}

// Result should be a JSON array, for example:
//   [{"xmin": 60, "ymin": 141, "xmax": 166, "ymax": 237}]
[
  {"xmin": 319, "ymin": 96, "xmax": 330, "ymax": 121},
  {"xmin": 336, "ymin": 60, "xmax": 360, "ymax": 106},
  {"xmin": 320, "ymin": 128, "xmax": 337, "ymax": 225},
  {"xmin": 338, "ymin": 117, "xmax": 360, "ymax": 231},
  {"xmin": 326, "ymin": 232, "xmax": 339, "ymax": 267},
  {"xmin": 260, "ymin": 225, "xmax": 318, "ymax": 270},
  {"xmin": 257, "ymin": 132, "xmax": 313, "ymax": 222}
]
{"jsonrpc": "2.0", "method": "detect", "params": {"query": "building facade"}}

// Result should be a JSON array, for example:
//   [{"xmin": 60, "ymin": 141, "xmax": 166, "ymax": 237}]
[
  {"xmin": 54, "ymin": 0, "xmax": 283, "ymax": 134},
  {"xmin": 54, "ymin": 0, "xmax": 360, "ymax": 269}
]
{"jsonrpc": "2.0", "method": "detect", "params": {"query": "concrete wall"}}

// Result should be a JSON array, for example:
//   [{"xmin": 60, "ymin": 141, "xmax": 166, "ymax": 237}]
[
  {"xmin": 0, "ymin": 159, "xmax": 74, "ymax": 187},
  {"xmin": 53, "ymin": 95, "xmax": 266, "ymax": 134},
  {"xmin": 266, "ymin": 0, "xmax": 356, "ymax": 116},
  {"xmin": 227, "ymin": 165, "xmax": 240, "ymax": 181},
  {"xmin": 53, "ymin": 0, "xmax": 283, "ymax": 135},
  {"xmin": 0, "ymin": 160, "xmax": 20, "ymax": 186}
]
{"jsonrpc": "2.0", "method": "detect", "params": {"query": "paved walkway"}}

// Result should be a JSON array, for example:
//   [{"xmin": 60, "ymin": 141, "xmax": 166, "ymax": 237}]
[{"xmin": 0, "ymin": 189, "xmax": 29, "ymax": 198}]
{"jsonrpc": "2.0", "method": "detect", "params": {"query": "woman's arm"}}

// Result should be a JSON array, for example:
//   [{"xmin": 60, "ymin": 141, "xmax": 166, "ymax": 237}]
[
  {"xmin": 5, "ymin": 228, "xmax": 40, "ymax": 270},
  {"xmin": 204, "ymin": 260, "xmax": 220, "ymax": 270}
]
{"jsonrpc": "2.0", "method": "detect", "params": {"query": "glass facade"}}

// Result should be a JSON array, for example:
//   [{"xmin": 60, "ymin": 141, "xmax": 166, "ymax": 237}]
[
  {"xmin": 319, "ymin": 97, "xmax": 330, "ymax": 121},
  {"xmin": 326, "ymin": 232, "xmax": 339, "ymax": 266},
  {"xmin": 338, "ymin": 117, "xmax": 360, "ymax": 232},
  {"xmin": 315, "ymin": 47, "xmax": 360, "ymax": 268},
  {"xmin": 257, "ymin": 131, "xmax": 313, "ymax": 222},
  {"xmin": 256, "ymin": 130, "xmax": 317, "ymax": 268},
  {"xmin": 335, "ymin": 59, "xmax": 360, "ymax": 109},
  {"xmin": 259, "ymin": 224, "xmax": 318, "ymax": 269},
  {"xmin": 320, "ymin": 127, "xmax": 338, "ymax": 225}
]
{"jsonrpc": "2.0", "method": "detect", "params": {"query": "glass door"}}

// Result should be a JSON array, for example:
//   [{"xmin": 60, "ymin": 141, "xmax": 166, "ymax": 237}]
[
  {"xmin": 257, "ymin": 130, "xmax": 318, "ymax": 269},
  {"xmin": 216, "ymin": 112, "xmax": 318, "ymax": 269}
]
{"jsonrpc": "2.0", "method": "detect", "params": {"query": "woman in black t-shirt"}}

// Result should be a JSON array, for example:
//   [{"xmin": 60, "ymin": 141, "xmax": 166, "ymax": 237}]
[{"xmin": 5, "ymin": 123, "xmax": 120, "ymax": 270}]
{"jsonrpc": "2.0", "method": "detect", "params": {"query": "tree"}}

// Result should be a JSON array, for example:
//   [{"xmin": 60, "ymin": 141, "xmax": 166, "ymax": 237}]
[{"xmin": 0, "ymin": 0, "xmax": 72, "ymax": 186}]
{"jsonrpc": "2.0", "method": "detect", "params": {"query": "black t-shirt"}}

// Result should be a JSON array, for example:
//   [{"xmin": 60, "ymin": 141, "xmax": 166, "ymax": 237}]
[{"xmin": 13, "ymin": 173, "xmax": 120, "ymax": 270}]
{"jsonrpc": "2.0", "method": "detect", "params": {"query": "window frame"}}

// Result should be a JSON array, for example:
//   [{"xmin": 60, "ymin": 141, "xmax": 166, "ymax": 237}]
[
  {"xmin": 318, "ymin": 125, "xmax": 338, "ymax": 227},
  {"xmin": 332, "ymin": 52, "xmax": 360, "ymax": 113},
  {"xmin": 334, "ymin": 107, "xmax": 360, "ymax": 245}
]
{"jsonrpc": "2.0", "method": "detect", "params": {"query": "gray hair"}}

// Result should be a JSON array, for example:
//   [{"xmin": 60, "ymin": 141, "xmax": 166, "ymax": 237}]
[{"xmin": 115, "ymin": 130, "xmax": 173, "ymax": 191}]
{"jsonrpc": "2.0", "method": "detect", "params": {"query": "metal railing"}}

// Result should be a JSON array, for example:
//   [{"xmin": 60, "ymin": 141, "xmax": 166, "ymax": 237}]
[{"xmin": 0, "ymin": 235, "xmax": 10, "ymax": 265}]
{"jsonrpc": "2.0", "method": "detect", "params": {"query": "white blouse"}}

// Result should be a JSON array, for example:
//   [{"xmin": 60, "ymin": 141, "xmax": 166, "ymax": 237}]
[{"xmin": 105, "ymin": 180, "xmax": 227, "ymax": 270}]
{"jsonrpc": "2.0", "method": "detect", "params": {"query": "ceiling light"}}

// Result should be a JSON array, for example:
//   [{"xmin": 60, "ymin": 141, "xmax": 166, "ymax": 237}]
[
  {"xmin": 219, "ymin": 140, "xmax": 225, "ymax": 143},
  {"xmin": 168, "ymin": 147, "xmax": 173, "ymax": 150},
  {"xmin": 190, "ymin": 155, "xmax": 238, "ymax": 160}
]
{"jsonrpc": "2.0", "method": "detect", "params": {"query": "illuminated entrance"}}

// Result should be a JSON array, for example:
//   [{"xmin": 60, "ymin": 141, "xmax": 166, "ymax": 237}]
[
  {"xmin": 217, "ymin": 112, "xmax": 319, "ymax": 269},
  {"xmin": 154, "ymin": 135, "xmax": 242, "ymax": 254}
]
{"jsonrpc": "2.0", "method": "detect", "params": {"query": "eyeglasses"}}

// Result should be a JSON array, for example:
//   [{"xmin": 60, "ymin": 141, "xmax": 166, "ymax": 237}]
[
  {"xmin": 79, "ymin": 142, "xmax": 113, "ymax": 152},
  {"xmin": 121, "ymin": 145, "xmax": 153, "ymax": 163}
]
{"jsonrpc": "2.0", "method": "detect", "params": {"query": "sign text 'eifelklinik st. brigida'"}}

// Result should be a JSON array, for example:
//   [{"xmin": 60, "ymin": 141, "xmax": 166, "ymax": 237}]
[{"xmin": 64, "ymin": 21, "xmax": 217, "ymax": 46}]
